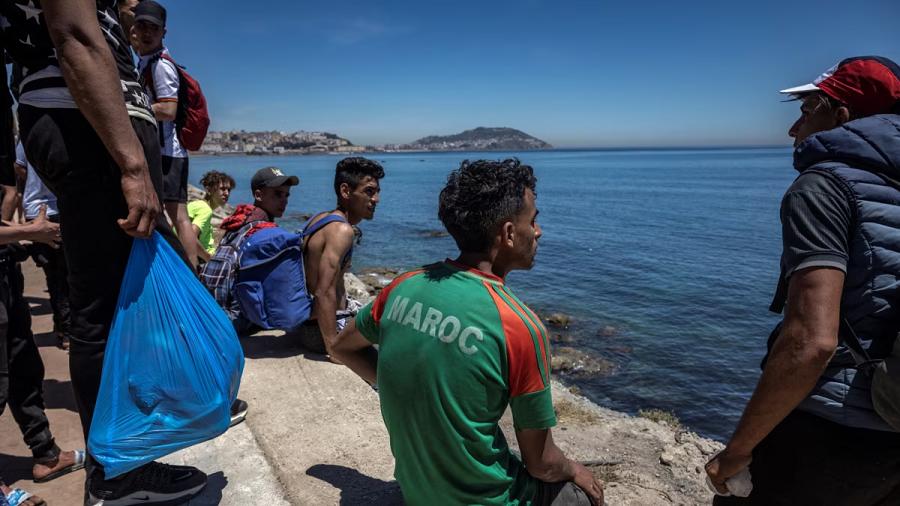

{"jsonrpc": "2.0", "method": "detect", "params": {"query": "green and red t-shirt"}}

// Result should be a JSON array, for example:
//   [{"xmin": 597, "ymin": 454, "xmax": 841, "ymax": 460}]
[{"xmin": 355, "ymin": 259, "xmax": 555, "ymax": 505}]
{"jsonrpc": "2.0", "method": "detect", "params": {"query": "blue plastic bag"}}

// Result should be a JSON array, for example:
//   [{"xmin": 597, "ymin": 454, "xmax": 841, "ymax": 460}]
[{"xmin": 88, "ymin": 232, "xmax": 244, "ymax": 478}]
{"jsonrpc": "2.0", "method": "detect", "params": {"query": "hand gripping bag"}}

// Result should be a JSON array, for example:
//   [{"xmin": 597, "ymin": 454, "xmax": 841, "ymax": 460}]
[{"xmin": 88, "ymin": 232, "xmax": 244, "ymax": 478}]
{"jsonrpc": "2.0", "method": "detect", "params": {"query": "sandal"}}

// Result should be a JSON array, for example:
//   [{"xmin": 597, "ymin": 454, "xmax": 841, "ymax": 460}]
[
  {"xmin": 3, "ymin": 489, "xmax": 46, "ymax": 506},
  {"xmin": 33, "ymin": 449, "xmax": 86, "ymax": 483}
]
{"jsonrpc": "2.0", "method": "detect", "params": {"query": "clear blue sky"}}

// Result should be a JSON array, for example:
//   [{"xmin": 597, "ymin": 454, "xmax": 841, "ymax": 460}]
[{"xmin": 158, "ymin": 0, "xmax": 898, "ymax": 147}]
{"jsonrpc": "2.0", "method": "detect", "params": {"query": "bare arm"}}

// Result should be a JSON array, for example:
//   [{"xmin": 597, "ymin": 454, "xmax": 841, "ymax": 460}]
[
  {"xmin": 0, "ymin": 184, "xmax": 16, "ymax": 222},
  {"xmin": 0, "ymin": 224, "xmax": 56, "ymax": 245},
  {"xmin": 0, "ymin": 205, "xmax": 60, "ymax": 246},
  {"xmin": 707, "ymin": 266, "xmax": 843, "ymax": 491},
  {"xmin": 42, "ymin": 0, "xmax": 159, "ymax": 237},
  {"xmin": 331, "ymin": 319, "xmax": 378, "ymax": 385},
  {"xmin": 194, "ymin": 235, "xmax": 210, "ymax": 261},
  {"xmin": 191, "ymin": 224, "xmax": 211, "ymax": 261},
  {"xmin": 152, "ymin": 101, "xmax": 176, "ymax": 122},
  {"xmin": 516, "ymin": 429, "xmax": 603, "ymax": 504},
  {"xmin": 313, "ymin": 223, "xmax": 355, "ymax": 354}
]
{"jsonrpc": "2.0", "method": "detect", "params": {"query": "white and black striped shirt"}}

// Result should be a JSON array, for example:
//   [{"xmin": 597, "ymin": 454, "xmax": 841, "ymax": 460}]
[{"xmin": 0, "ymin": 0, "xmax": 154, "ymax": 124}]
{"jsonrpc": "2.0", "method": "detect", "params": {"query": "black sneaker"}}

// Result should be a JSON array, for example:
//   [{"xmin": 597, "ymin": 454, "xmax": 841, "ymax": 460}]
[
  {"xmin": 230, "ymin": 399, "xmax": 249, "ymax": 427},
  {"xmin": 87, "ymin": 462, "xmax": 207, "ymax": 505}
]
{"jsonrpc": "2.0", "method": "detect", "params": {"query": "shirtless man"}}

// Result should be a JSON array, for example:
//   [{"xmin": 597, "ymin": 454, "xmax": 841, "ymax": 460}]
[{"xmin": 298, "ymin": 157, "xmax": 383, "ymax": 356}]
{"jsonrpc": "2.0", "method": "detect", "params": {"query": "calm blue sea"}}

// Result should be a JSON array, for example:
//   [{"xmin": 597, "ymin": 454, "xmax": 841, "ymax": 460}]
[{"xmin": 191, "ymin": 148, "xmax": 796, "ymax": 441}]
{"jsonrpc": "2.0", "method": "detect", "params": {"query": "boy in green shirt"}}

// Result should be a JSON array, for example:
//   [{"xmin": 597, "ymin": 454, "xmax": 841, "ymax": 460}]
[
  {"xmin": 187, "ymin": 171, "xmax": 235, "ymax": 263},
  {"xmin": 333, "ymin": 159, "xmax": 603, "ymax": 505}
]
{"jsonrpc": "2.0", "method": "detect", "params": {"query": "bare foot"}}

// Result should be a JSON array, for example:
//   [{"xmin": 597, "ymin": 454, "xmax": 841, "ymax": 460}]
[{"xmin": 32, "ymin": 449, "xmax": 81, "ymax": 482}]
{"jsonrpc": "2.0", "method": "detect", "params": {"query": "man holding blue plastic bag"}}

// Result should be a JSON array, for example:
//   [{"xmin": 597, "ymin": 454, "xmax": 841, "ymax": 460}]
[{"xmin": 0, "ymin": 2, "xmax": 242, "ymax": 504}]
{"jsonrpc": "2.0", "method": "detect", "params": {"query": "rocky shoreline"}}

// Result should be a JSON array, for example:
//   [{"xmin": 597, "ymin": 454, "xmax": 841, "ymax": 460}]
[{"xmin": 347, "ymin": 268, "xmax": 722, "ymax": 505}]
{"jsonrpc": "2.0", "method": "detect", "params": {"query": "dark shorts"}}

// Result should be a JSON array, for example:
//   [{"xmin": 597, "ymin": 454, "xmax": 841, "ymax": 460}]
[
  {"xmin": 713, "ymin": 410, "xmax": 900, "ymax": 506},
  {"xmin": 534, "ymin": 481, "xmax": 594, "ymax": 506},
  {"xmin": 161, "ymin": 155, "xmax": 189, "ymax": 203}
]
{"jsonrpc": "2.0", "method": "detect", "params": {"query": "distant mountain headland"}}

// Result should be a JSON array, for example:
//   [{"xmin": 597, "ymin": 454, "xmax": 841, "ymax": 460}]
[
  {"xmin": 196, "ymin": 127, "xmax": 551, "ymax": 155},
  {"xmin": 400, "ymin": 127, "xmax": 552, "ymax": 151}
]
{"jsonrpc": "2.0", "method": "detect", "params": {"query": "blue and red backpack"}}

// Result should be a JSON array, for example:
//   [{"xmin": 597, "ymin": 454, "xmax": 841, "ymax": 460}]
[
  {"xmin": 232, "ymin": 214, "xmax": 350, "ymax": 330},
  {"xmin": 142, "ymin": 53, "xmax": 210, "ymax": 151}
]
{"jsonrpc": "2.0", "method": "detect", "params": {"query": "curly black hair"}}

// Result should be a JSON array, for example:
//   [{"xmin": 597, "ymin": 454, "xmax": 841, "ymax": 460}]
[
  {"xmin": 438, "ymin": 158, "xmax": 537, "ymax": 252},
  {"xmin": 199, "ymin": 170, "xmax": 235, "ymax": 191},
  {"xmin": 334, "ymin": 157, "xmax": 385, "ymax": 195}
]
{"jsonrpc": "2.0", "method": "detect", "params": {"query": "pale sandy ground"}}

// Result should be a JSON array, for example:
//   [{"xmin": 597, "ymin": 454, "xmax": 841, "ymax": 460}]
[{"xmin": 0, "ymin": 263, "xmax": 722, "ymax": 505}]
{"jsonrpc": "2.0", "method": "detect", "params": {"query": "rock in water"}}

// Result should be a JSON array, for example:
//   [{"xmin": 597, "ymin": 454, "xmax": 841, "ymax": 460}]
[
  {"xmin": 344, "ymin": 273, "xmax": 374, "ymax": 305},
  {"xmin": 551, "ymin": 347, "xmax": 615, "ymax": 377},
  {"xmin": 551, "ymin": 333, "xmax": 575, "ymax": 344},
  {"xmin": 546, "ymin": 313, "xmax": 571, "ymax": 328}
]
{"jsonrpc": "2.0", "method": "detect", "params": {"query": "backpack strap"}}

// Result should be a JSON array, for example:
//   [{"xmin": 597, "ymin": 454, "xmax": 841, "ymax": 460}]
[
  {"xmin": 224, "ymin": 219, "xmax": 267, "ymax": 250},
  {"xmin": 140, "ymin": 52, "xmax": 163, "ymax": 100},
  {"xmin": 301, "ymin": 213, "xmax": 353, "ymax": 269},
  {"xmin": 839, "ymin": 317, "xmax": 880, "ymax": 373},
  {"xmin": 302, "ymin": 213, "xmax": 348, "ymax": 238},
  {"xmin": 140, "ymin": 52, "xmax": 166, "ymax": 146},
  {"xmin": 158, "ymin": 53, "xmax": 188, "ymax": 102},
  {"xmin": 159, "ymin": 53, "xmax": 181, "ymax": 69},
  {"xmin": 141, "ymin": 53, "xmax": 185, "ymax": 93}
]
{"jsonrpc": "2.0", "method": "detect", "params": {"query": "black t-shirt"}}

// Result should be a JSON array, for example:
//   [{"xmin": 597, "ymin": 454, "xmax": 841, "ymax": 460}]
[
  {"xmin": 779, "ymin": 171, "xmax": 852, "ymax": 278},
  {"xmin": 0, "ymin": 1, "xmax": 153, "ymax": 121}
]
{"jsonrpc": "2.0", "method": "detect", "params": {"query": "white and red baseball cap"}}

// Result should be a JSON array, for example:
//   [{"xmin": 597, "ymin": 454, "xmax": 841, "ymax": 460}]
[{"xmin": 780, "ymin": 56, "xmax": 900, "ymax": 117}]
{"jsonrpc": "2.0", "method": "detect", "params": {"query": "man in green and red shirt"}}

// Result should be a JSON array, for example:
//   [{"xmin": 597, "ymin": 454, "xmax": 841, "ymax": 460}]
[{"xmin": 333, "ymin": 159, "xmax": 603, "ymax": 505}]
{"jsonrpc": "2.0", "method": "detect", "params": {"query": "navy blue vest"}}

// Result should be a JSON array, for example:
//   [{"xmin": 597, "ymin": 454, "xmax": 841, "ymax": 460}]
[{"xmin": 774, "ymin": 163, "xmax": 900, "ymax": 431}]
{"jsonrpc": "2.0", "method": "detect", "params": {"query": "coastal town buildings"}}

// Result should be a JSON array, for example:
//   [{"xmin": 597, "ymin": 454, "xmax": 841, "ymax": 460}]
[{"xmin": 199, "ymin": 130, "xmax": 364, "ymax": 155}]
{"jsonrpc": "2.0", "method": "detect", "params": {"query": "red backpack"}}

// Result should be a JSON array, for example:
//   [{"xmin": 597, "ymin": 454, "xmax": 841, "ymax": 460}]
[{"xmin": 143, "ymin": 53, "xmax": 210, "ymax": 151}]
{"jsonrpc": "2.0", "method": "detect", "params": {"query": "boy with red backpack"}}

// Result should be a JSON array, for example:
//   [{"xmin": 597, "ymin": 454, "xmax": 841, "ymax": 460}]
[{"xmin": 134, "ymin": 0, "xmax": 210, "ymax": 268}]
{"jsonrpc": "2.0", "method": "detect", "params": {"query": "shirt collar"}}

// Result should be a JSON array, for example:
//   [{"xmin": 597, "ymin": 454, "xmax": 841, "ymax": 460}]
[
  {"xmin": 138, "ymin": 46, "xmax": 168, "ymax": 68},
  {"xmin": 443, "ymin": 258, "xmax": 505, "ymax": 284}
]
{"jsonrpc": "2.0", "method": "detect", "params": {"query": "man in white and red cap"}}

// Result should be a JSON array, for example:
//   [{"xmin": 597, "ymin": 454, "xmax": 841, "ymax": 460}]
[{"xmin": 707, "ymin": 56, "xmax": 900, "ymax": 504}]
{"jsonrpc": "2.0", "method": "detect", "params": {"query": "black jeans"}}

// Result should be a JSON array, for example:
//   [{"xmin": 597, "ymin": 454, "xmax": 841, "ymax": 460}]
[
  {"xmin": 713, "ymin": 410, "xmax": 900, "ymax": 506},
  {"xmin": 0, "ymin": 255, "xmax": 60, "ymax": 462},
  {"xmin": 18, "ymin": 106, "xmax": 184, "ymax": 478},
  {"xmin": 28, "ymin": 216, "xmax": 72, "ymax": 341}
]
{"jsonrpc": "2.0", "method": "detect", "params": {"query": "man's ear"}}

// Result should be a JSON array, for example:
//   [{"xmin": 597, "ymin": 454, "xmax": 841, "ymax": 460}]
[
  {"xmin": 253, "ymin": 188, "xmax": 262, "ymax": 202},
  {"xmin": 501, "ymin": 221, "xmax": 515, "ymax": 247},
  {"xmin": 340, "ymin": 182, "xmax": 352, "ymax": 200},
  {"xmin": 835, "ymin": 106, "xmax": 851, "ymax": 125}
]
